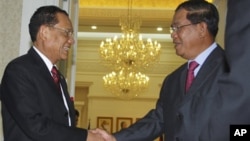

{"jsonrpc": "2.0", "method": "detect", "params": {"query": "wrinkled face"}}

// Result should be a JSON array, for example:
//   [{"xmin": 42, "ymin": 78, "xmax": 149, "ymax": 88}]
[
  {"xmin": 42, "ymin": 13, "xmax": 75, "ymax": 64},
  {"xmin": 170, "ymin": 9, "xmax": 202, "ymax": 60}
]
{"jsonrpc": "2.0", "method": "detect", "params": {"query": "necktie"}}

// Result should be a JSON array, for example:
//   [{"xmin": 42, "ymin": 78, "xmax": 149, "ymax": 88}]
[
  {"xmin": 51, "ymin": 66, "xmax": 60, "ymax": 89},
  {"xmin": 51, "ymin": 67, "xmax": 71, "ymax": 125},
  {"xmin": 185, "ymin": 61, "xmax": 199, "ymax": 92}
]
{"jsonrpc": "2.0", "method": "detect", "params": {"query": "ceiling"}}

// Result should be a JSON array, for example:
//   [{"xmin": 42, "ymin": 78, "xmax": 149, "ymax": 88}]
[
  {"xmin": 75, "ymin": 0, "xmax": 211, "ymax": 77},
  {"xmin": 78, "ymin": 0, "xmax": 182, "ymax": 33}
]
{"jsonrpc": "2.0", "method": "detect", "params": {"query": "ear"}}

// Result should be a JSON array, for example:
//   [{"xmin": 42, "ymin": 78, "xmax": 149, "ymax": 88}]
[
  {"xmin": 198, "ymin": 22, "xmax": 207, "ymax": 38},
  {"xmin": 38, "ymin": 25, "xmax": 50, "ymax": 41}
]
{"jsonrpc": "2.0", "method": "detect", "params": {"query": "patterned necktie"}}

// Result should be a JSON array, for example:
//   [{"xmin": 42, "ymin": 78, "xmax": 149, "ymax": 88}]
[
  {"xmin": 51, "ymin": 66, "xmax": 60, "ymax": 89},
  {"xmin": 185, "ymin": 61, "xmax": 199, "ymax": 92}
]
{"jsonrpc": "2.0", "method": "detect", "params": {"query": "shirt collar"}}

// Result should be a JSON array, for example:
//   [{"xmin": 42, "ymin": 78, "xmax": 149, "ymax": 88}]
[
  {"xmin": 33, "ymin": 46, "xmax": 54, "ymax": 72},
  {"xmin": 188, "ymin": 42, "xmax": 217, "ymax": 68}
]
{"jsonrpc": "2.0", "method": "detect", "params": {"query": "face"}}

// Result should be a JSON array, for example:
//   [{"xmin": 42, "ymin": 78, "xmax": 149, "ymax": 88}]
[
  {"xmin": 170, "ymin": 8, "xmax": 202, "ymax": 60},
  {"xmin": 41, "ymin": 13, "xmax": 75, "ymax": 64}
]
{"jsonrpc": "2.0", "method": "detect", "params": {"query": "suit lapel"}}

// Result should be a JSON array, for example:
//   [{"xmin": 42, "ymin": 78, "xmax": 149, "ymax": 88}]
[
  {"xmin": 29, "ymin": 47, "xmax": 75, "ymax": 126},
  {"xmin": 185, "ymin": 47, "xmax": 222, "ymax": 97},
  {"xmin": 189, "ymin": 59, "xmax": 217, "ymax": 93},
  {"xmin": 59, "ymin": 73, "xmax": 76, "ymax": 126},
  {"xmin": 186, "ymin": 46, "xmax": 222, "ymax": 95},
  {"xmin": 180, "ymin": 64, "xmax": 188, "ymax": 95}
]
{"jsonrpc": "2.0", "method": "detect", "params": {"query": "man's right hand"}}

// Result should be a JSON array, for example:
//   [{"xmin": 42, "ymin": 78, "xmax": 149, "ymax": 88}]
[{"xmin": 90, "ymin": 128, "xmax": 117, "ymax": 141}]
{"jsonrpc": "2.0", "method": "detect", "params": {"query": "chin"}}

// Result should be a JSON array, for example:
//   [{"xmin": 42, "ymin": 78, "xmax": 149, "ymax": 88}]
[{"xmin": 60, "ymin": 55, "xmax": 68, "ymax": 60}]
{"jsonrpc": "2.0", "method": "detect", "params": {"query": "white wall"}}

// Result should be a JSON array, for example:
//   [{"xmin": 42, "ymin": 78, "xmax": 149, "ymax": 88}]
[{"xmin": 20, "ymin": 0, "xmax": 61, "ymax": 55}]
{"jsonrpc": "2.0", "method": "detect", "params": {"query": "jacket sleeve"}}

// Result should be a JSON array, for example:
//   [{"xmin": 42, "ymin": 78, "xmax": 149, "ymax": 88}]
[
  {"xmin": 209, "ymin": 1, "xmax": 250, "ymax": 140},
  {"xmin": 113, "ymin": 81, "xmax": 166, "ymax": 141},
  {"xmin": 1, "ymin": 59, "xmax": 87, "ymax": 141}
]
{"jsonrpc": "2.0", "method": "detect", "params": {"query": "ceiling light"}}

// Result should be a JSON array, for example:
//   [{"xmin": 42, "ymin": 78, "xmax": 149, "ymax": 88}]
[
  {"xmin": 157, "ymin": 27, "xmax": 163, "ymax": 31},
  {"xmin": 99, "ymin": 0, "xmax": 161, "ymax": 99},
  {"xmin": 91, "ymin": 26, "xmax": 97, "ymax": 30}
]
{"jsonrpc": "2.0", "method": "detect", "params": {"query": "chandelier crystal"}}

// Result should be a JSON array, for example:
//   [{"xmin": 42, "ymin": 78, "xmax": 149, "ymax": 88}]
[
  {"xmin": 99, "ymin": 0, "xmax": 161, "ymax": 99},
  {"xmin": 100, "ymin": 16, "xmax": 161, "ymax": 71},
  {"xmin": 103, "ymin": 69, "xmax": 149, "ymax": 99}
]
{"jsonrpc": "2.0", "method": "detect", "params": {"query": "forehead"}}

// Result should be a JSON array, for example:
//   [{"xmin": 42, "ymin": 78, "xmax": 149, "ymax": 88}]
[
  {"xmin": 55, "ymin": 13, "xmax": 73, "ymax": 28},
  {"xmin": 172, "ymin": 9, "xmax": 189, "ymax": 25}
]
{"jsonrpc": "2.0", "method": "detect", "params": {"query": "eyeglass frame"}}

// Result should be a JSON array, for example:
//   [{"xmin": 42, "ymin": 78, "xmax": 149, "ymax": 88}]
[
  {"xmin": 169, "ymin": 22, "xmax": 201, "ymax": 34},
  {"xmin": 49, "ymin": 26, "xmax": 74, "ymax": 37}
]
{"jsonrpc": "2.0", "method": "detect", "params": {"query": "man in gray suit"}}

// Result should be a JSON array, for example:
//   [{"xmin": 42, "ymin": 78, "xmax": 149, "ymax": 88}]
[
  {"xmin": 206, "ymin": 0, "xmax": 250, "ymax": 140},
  {"xmin": 96, "ymin": 0, "xmax": 250, "ymax": 140},
  {"xmin": 94, "ymin": 1, "xmax": 229, "ymax": 141}
]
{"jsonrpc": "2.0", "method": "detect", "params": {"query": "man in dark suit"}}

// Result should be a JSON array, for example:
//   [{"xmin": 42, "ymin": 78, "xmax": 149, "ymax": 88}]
[
  {"xmin": 94, "ymin": 1, "xmax": 228, "ymax": 141},
  {"xmin": 204, "ymin": 0, "xmax": 250, "ymax": 140},
  {"xmin": 0, "ymin": 6, "xmax": 103, "ymax": 141}
]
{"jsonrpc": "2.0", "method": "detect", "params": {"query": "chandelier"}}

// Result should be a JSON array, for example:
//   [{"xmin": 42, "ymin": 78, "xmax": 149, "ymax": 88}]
[
  {"xmin": 103, "ymin": 69, "xmax": 149, "ymax": 99},
  {"xmin": 99, "ymin": 0, "xmax": 161, "ymax": 99}
]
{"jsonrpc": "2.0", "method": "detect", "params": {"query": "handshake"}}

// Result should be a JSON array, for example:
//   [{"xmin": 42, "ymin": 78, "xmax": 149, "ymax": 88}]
[{"xmin": 87, "ymin": 128, "xmax": 117, "ymax": 141}]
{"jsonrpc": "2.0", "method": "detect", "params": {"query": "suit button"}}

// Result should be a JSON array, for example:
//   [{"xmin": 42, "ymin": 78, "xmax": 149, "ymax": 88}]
[
  {"xmin": 176, "ymin": 113, "xmax": 183, "ymax": 120},
  {"xmin": 176, "ymin": 137, "xmax": 181, "ymax": 141},
  {"xmin": 64, "ymin": 112, "xmax": 68, "ymax": 117}
]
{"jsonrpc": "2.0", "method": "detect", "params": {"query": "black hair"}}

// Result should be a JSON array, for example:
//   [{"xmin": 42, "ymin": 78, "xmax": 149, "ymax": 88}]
[
  {"xmin": 176, "ymin": 0, "xmax": 219, "ymax": 37},
  {"xmin": 28, "ymin": 5, "xmax": 68, "ymax": 42},
  {"xmin": 75, "ymin": 109, "xmax": 79, "ymax": 117}
]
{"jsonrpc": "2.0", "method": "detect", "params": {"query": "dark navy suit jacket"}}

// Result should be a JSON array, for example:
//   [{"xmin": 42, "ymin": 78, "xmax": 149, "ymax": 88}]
[{"xmin": 1, "ymin": 48, "xmax": 87, "ymax": 141}]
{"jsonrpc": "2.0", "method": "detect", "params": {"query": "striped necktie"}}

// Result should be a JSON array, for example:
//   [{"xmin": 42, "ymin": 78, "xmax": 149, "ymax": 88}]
[{"xmin": 51, "ymin": 66, "xmax": 60, "ymax": 90}]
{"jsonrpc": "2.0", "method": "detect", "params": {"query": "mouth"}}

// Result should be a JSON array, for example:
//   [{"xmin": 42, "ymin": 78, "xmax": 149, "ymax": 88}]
[
  {"xmin": 173, "ymin": 42, "xmax": 178, "ymax": 47},
  {"xmin": 173, "ymin": 41, "xmax": 181, "ymax": 47},
  {"xmin": 63, "ymin": 46, "xmax": 70, "ymax": 51}
]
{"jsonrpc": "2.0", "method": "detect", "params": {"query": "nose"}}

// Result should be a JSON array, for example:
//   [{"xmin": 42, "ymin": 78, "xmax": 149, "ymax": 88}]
[
  {"xmin": 171, "ymin": 31, "xmax": 178, "ymax": 39},
  {"xmin": 68, "ymin": 36, "xmax": 75, "ymax": 44}
]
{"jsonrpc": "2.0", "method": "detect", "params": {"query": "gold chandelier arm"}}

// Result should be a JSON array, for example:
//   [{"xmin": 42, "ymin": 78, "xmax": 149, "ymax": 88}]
[{"xmin": 99, "ymin": 0, "xmax": 161, "ymax": 99}]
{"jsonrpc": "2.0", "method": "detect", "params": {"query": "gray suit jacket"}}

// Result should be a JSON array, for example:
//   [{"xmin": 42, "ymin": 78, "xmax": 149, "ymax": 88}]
[
  {"xmin": 206, "ymin": 0, "xmax": 250, "ymax": 140},
  {"xmin": 114, "ymin": 45, "xmax": 228, "ymax": 141}
]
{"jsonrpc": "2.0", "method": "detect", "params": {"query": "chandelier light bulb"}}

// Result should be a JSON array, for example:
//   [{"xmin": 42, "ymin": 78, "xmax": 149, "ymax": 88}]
[
  {"xmin": 99, "ymin": 0, "xmax": 161, "ymax": 99},
  {"xmin": 103, "ymin": 70, "xmax": 149, "ymax": 100}
]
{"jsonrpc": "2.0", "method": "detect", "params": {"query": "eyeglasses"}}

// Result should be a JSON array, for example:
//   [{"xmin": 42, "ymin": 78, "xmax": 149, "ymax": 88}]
[
  {"xmin": 51, "ymin": 26, "xmax": 74, "ymax": 37},
  {"xmin": 169, "ymin": 22, "xmax": 200, "ymax": 34}
]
